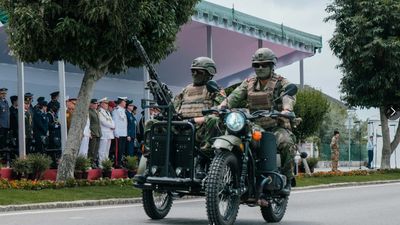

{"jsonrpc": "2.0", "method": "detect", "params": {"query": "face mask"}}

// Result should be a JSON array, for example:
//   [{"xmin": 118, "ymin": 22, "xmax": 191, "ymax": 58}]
[
  {"xmin": 192, "ymin": 73, "xmax": 209, "ymax": 86},
  {"xmin": 255, "ymin": 67, "xmax": 272, "ymax": 80}
]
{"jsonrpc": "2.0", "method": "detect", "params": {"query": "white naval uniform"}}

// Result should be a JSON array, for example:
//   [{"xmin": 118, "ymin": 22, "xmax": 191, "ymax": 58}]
[
  {"xmin": 78, "ymin": 117, "xmax": 91, "ymax": 157},
  {"xmin": 98, "ymin": 108, "xmax": 115, "ymax": 164}
]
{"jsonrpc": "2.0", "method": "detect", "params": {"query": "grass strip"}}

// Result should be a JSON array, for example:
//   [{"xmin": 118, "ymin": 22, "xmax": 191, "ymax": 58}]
[
  {"xmin": 296, "ymin": 172, "xmax": 400, "ymax": 187},
  {"xmin": 0, "ymin": 185, "xmax": 141, "ymax": 205},
  {"xmin": 1, "ymin": 171, "xmax": 400, "ymax": 205}
]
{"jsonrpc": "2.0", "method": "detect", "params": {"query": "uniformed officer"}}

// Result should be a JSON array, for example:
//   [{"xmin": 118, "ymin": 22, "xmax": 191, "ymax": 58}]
[
  {"xmin": 88, "ymin": 98, "xmax": 102, "ymax": 167},
  {"xmin": 125, "ymin": 100, "xmax": 137, "ymax": 157},
  {"xmin": 98, "ymin": 97, "xmax": 115, "ymax": 165},
  {"xmin": 34, "ymin": 96, "xmax": 45, "ymax": 112},
  {"xmin": 330, "ymin": 130, "xmax": 340, "ymax": 171},
  {"xmin": 66, "ymin": 97, "xmax": 77, "ymax": 131},
  {"xmin": 222, "ymin": 48, "xmax": 297, "ymax": 193},
  {"xmin": 173, "ymin": 57, "xmax": 225, "ymax": 151},
  {"xmin": 8, "ymin": 95, "xmax": 18, "ymax": 149},
  {"xmin": 47, "ymin": 101, "xmax": 61, "ymax": 150},
  {"xmin": 112, "ymin": 97, "xmax": 128, "ymax": 168},
  {"xmin": 33, "ymin": 100, "xmax": 49, "ymax": 153},
  {"xmin": 24, "ymin": 92, "xmax": 34, "ymax": 114},
  {"xmin": 47, "ymin": 91, "xmax": 60, "ymax": 113},
  {"xmin": 24, "ymin": 97, "xmax": 34, "ymax": 153},
  {"xmin": 0, "ymin": 88, "xmax": 10, "ymax": 149}
]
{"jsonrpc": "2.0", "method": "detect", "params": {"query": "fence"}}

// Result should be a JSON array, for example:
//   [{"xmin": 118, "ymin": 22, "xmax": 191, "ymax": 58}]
[{"xmin": 320, "ymin": 143, "xmax": 368, "ymax": 161}]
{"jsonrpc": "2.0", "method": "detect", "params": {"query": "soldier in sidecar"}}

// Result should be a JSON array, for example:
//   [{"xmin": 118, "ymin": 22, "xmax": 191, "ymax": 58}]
[{"xmin": 134, "ymin": 55, "xmax": 225, "ymax": 219}]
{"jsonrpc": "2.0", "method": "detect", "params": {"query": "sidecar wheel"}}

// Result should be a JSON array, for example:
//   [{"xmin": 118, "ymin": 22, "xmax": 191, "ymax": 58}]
[
  {"xmin": 260, "ymin": 196, "xmax": 288, "ymax": 222},
  {"xmin": 142, "ymin": 189, "xmax": 173, "ymax": 219},
  {"xmin": 206, "ymin": 151, "xmax": 240, "ymax": 225}
]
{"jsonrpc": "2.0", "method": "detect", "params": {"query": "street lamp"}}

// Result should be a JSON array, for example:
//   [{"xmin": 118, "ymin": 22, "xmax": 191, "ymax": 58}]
[
  {"xmin": 346, "ymin": 108, "xmax": 356, "ymax": 167},
  {"xmin": 368, "ymin": 121, "xmax": 375, "ymax": 169},
  {"xmin": 354, "ymin": 120, "xmax": 361, "ymax": 169}
]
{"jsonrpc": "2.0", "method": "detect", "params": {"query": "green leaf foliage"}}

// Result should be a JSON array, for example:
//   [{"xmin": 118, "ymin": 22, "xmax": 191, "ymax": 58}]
[
  {"xmin": 293, "ymin": 88, "xmax": 330, "ymax": 141},
  {"xmin": 325, "ymin": 0, "xmax": 400, "ymax": 107},
  {"xmin": 0, "ymin": 0, "xmax": 200, "ymax": 73}
]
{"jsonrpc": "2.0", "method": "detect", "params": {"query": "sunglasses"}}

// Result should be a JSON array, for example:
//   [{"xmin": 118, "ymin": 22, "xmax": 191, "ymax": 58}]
[
  {"xmin": 252, "ymin": 62, "xmax": 272, "ymax": 68},
  {"xmin": 191, "ymin": 69, "xmax": 207, "ymax": 75}
]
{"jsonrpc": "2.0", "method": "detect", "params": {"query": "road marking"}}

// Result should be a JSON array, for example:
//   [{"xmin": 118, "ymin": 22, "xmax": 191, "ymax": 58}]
[{"xmin": 0, "ymin": 199, "xmax": 205, "ymax": 217}]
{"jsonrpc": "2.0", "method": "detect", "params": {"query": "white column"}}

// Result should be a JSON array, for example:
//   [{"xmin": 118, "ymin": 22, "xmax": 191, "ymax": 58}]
[
  {"xmin": 58, "ymin": 61, "xmax": 67, "ymax": 151},
  {"xmin": 207, "ymin": 25, "xmax": 213, "ymax": 58},
  {"xmin": 17, "ymin": 60, "xmax": 26, "ymax": 158}
]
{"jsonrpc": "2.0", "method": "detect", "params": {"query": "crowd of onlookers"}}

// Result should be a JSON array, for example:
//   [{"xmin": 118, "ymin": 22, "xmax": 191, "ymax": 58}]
[{"xmin": 0, "ymin": 87, "xmax": 155, "ymax": 168}]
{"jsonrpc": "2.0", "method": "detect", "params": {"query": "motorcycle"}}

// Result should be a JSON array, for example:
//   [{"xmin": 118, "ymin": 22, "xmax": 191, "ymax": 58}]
[{"xmin": 135, "ymin": 81, "xmax": 301, "ymax": 225}]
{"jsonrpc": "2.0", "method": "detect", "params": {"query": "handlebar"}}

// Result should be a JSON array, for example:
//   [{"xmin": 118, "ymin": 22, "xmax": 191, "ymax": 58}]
[
  {"xmin": 201, "ymin": 108, "xmax": 296, "ymax": 121},
  {"xmin": 251, "ymin": 110, "xmax": 296, "ymax": 120}
]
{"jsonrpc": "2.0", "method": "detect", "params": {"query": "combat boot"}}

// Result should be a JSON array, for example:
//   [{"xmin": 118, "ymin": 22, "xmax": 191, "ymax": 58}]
[{"xmin": 195, "ymin": 155, "xmax": 207, "ymax": 179}]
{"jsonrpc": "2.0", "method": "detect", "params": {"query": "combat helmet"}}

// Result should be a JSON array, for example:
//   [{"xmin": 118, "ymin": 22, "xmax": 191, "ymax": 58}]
[
  {"xmin": 252, "ymin": 48, "xmax": 277, "ymax": 66},
  {"xmin": 190, "ymin": 57, "xmax": 217, "ymax": 76}
]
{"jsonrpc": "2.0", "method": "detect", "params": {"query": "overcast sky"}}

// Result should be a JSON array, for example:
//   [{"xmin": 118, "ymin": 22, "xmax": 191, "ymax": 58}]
[{"xmin": 207, "ymin": 0, "xmax": 378, "ymax": 120}]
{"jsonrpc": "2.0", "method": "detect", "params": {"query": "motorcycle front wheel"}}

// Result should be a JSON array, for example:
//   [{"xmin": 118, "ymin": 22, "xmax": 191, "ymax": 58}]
[
  {"xmin": 260, "ymin": 196, "xmax": 288, "ymax": 222},
  {"xmin": 142, "ymin": 189, "xmax": 173, "ymax": 219},
  {"xmin": 206, "ymin": 151, "xmax": 240, "ymax": 225}
]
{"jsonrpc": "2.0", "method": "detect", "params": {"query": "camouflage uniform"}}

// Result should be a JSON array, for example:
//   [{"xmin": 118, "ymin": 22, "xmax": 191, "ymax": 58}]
[
  {"xmin": 226, "ymin": 73, "xmax": 297, "ymax": 180},
  {"xmin": 174, "ymin": 84, "xmax": 225, "ymax": 150},
  {"xmin": 145, "ymin": 57, "xmax": 225, "ymax": 152},
  {"xmin": 330, "ymin": 135, "xmax": 340, "ymax": 171}
]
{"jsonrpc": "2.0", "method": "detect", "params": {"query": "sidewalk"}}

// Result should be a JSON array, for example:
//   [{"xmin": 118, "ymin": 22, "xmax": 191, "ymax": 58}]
[{"xmin": 314, "ymin": 166, "xmax": 371, "ymax": 172}]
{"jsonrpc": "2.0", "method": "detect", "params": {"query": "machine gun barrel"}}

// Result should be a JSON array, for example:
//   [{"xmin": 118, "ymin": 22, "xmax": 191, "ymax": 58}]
[{"xmin": 132, "ymin": 36, "xmax": 174, "ymax": 110}]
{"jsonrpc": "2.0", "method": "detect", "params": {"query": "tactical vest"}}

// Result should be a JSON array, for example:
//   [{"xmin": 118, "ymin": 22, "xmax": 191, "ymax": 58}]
[
  {"xmin": 246, "ymin": 75, "xmax": 285, "ymax": 129},
  {"xmin": 179, "ymin": 84, "xmax": 213, "ymax": 118}
]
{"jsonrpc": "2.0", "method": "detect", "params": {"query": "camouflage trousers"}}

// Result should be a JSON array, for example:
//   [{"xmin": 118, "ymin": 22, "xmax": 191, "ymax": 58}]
[
  {"xmin": 331, "ymin": 148, "xmax": 339, "ymax": 171},
  {"xmin": 255, "ymin": 125, "xmax": 297, "ymax": 181},
  {"xmin": 144, "ymin": 115, "xmax": 224, "ymax": 153}
]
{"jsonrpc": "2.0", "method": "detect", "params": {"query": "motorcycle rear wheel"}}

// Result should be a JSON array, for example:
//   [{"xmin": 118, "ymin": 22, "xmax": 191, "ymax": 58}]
[
  {"xmin": 142, "ymin": 189, "xmax": 173, "ymax": 220},
  {"xmin": 206, "ymin": 151, "xmax": 240, "ymax": 225},
  {"xmin": 260, "ymin": 196, "xmax": 288, "ymax": 222}
]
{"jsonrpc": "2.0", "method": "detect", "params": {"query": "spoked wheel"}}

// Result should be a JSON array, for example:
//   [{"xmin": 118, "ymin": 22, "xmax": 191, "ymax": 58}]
[
  {"xmin": 206, "ymin": 151, "xmax": 240, "ymax": 225},
  {"xmin": 142, "ymin": 189, "xmax": 173, "ymax": 219},
  {"xmin": 260, "ymin": 196, "xmax": 289, "ymax": 223}
]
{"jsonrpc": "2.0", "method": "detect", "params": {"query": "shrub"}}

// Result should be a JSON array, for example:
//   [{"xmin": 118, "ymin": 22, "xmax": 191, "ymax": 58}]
[
  {"xmin": 27, "ymin": 153, "xmax": 52, "ymax": 180},
  {"xmin": 125, "ymin": 156, "xmax": 138, "ymax": 171},
  {"xmin": 101, "ymin": 158, "xmax": 113, "ymax": 172},
  {"xmin": 306, "ymin": 157, "xmax": 319, "ymax": 169},
  {"xmin": 74, "ymin": 155, "xmax": 90, "ymax": 172},
  {"xmin": 11, "ymin": 158, "xmax": 31, "ymax": 177}
]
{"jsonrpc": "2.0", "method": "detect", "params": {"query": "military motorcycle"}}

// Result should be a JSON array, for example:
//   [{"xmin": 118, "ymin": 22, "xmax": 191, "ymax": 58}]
[
  {"xmin": 132, "ymin": 36, "xmax": 301, "ymax": 225},
  {"xmin": 135, "ymin": 82, "xmax": 300, "ymax": 225}
]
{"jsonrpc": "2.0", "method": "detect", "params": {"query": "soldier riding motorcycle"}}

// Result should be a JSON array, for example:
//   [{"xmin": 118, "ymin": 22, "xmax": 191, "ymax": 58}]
[{"xmin": 132, "ymin": 38, "xmax": 302, "ymax": 225}]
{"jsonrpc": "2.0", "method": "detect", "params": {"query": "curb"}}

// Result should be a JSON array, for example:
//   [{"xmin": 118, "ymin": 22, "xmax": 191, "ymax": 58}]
[
  {"xmin": 0, "ymin": 198, "xmax": 142, "ymax": 212},
  {"xmin": 293, "ymin": 179, "xmax": 400, "ymax": 191},
  {"xmin": 1, "ymin": 180, "xmax": 400, "ymax": 212}
]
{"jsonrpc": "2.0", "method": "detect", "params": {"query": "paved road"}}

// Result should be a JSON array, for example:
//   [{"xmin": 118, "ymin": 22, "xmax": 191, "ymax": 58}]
[{"xmin": 1, "ymin": 183, "xmax": 400, "ymax": 225}]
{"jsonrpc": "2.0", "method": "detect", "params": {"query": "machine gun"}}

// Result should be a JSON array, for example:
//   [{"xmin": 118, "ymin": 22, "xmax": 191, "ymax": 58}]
[{"xmin": 132, "ymin": 36, "xmax": 175, "ymax": 114}]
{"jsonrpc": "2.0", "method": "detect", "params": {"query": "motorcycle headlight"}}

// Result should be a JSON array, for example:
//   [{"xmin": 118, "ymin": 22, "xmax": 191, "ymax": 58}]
[{"xmin": 225, "ymin": 112, "xmax": 245, "ymax": 132}]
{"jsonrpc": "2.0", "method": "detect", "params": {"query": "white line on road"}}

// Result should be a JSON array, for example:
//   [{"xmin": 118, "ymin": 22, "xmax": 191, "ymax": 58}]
[{"xmin": 0, "ymin": 199, "xmax": 205, "ymax": 217}]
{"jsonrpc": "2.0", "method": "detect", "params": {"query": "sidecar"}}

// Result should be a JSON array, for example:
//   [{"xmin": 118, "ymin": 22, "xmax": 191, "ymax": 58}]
[{"xmin": 134, "ymin": 120, "xmax": 207, "ymax": 219}]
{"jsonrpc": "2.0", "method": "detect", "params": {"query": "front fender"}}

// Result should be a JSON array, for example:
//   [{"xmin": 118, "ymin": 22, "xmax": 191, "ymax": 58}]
[{"xmin": 212, "ymin": 135, "xmax": 242, "ymax": 151}]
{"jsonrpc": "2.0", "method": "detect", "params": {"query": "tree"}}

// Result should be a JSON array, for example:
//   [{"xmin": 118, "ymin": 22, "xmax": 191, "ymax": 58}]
[
  {"xmin": 293, "ymin": 87, "xmax": 330, "ymax": 142},
  {"xmin": 325, "ymin": 0, "xmax": 400, "ymax": 168},
  {"xmin": 0, "ymin": 0, "xmax": 200, "ymax": 180}
]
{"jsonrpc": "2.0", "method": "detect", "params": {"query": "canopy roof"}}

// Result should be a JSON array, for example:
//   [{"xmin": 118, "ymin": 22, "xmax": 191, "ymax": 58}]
[{"xmin": 0, "ymin": 1, "xmax": 322, "ymax": 88}]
